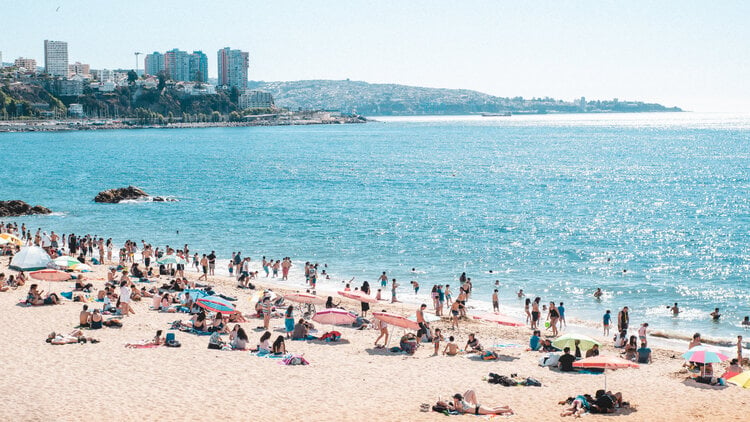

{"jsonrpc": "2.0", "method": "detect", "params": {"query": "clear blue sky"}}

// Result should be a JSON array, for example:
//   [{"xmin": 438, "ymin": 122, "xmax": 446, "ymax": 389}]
[{"xmin": 2, "ymin": 0, "xmax": 748, "ymax": 111}]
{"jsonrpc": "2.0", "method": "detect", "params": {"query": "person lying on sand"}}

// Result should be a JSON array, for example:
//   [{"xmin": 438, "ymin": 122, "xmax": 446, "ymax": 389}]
[
  {"xmin": 46, "ymin": 330, "xmax": 99, "ymax": 345},
  {"xmin": 126, "ymin": 330, "xmax": 165, "ymax": 348},
  {"xmin": 560, "ymin": 394, "xmax": 592, "ymax": 417},
  {"xmin": 446, "ymin": 390, "xmax": 514, "ymax": 416}
]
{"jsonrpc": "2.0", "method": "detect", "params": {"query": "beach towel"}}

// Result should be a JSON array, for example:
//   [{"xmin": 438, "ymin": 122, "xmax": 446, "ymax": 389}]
[
  {"xmin": 126, "ymin": 343, "xmax": 161, "ymax": 349},
  {"xmin": 280, "ymin": 354, "xmax": 309, "ymax": 366},
  {"xmin": 319, "ymin": 331, "xmax": 341, "ymax": 342}
]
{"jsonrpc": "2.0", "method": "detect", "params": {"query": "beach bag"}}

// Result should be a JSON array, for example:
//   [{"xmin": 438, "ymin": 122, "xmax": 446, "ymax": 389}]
[
  {"xmin": 481, "ymin": 350, "xmax": 498, "ymax": 361},
  {"xmin": 432, "ymin": 403, "xmax": 448, "ymax": 413},
  {"xmin": 523, "ymin": 377, "xmax": 542, "ymax": 387},
  {"xmin": 540, "ymin": 353, "xmax": 560, "ymax": 367}
]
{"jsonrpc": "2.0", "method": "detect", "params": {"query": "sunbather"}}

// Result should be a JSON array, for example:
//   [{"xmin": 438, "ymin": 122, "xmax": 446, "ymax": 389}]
[{"xmin": 448, "ymin": 390, "xmax": 514, "ymax": 416}]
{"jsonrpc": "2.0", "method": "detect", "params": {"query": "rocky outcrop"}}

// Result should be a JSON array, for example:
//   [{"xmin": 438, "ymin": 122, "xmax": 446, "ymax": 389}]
[
  {"xmin": 0, "ymin": 200, "xmax": 52, "ymax": 217},
  {"xmin": 94, "ymin": 186, "xmax": 148, "ymax": 203},
  {"xmin": 94, "ymin": 186, "xmax": 178, "ymax": 203}
]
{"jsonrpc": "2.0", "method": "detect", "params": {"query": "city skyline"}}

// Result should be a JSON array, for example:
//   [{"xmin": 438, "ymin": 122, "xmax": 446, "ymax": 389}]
[{"xmin": 1, "ymin": 1, "xmax": 749, "ymax": 111}]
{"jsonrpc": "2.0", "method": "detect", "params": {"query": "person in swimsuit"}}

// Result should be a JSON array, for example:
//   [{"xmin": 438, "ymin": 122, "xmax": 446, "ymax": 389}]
[
  {"xmin": 547, "ymin": 302, "xmax": 560, "ymax": 336},
  {"xmin": 449, "ymin": 390, "xmax": 514, "ymax": 416},
  {"xmin": 378, "ymin": 272, "xmax": 388, "ymax": 288},
  {"xmin": 285, "ymin": 306, "xmax": 295, "ymax": 339},
  {"xmin": 89, "ymin": 309, "xmax": 103, "ymax": 329},
  {"xmin": 450, "ymin": 301, "xmax": 460, "ymax": 330},
  {"xmin": 444, "ymin": 284, "xmax": 452, "ymax": 306},
  {"xmin": 531, "ymin": 297, "xmax": 541, "ymax": 329}
]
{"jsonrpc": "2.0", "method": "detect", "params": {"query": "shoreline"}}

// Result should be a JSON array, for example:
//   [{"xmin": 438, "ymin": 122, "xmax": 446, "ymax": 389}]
[
  {"xmin": 2, "ymin": 226, "xmax": 749, "ymax": 421},
  {"xmin": 0, "ymin": 114, "xmax": 366, "ymax": 133}
]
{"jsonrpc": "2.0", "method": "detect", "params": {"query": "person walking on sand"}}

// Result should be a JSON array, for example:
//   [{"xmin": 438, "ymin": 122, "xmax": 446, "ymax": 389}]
[
  {"xmin": 450, "ymin": 301, "xmax": 460, "ymax": 330},
  {"xmin": 618, "ymin": 306, "xmax": 629, "ymax": 332},
  {"xmin": 547, "ymin": 302, "xmax": 560, "ymax": 337},
  {"xmin": 638, "ymin": 323, "xmax": 649, "ymax": 346},
  {"xmin": 558, "ymin": 302, "xmax": 566, "ymax": 327},
  {"xmin": 492, "ymin": 289, "xmax": 499, "ymax": 312},
  {"xmin": 603, "ymin": 310, "xmax": 611, "ymax": 336},
  {"xmin": 374, "ymin": 311, "xmax": 389, "ymax": 348},
  {"xmin": 391, "ymin": 279, "xmax": 399, "ymax": 303},
  {"xmin": 198, "ymin": 254, "xmax": 208, "ymax": 281}
]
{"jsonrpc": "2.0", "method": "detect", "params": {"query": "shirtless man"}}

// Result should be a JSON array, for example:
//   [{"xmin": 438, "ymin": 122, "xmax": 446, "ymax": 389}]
[
  {"xmin": 670, "ymin": 302, "xmax": 680, "ymax": 316},
  {"xmin": 443, "ymin": 336, "xmax": 459, "ymax": 355},
  {"xmin": 79, "ymin": 304, "xmax": 91, "ymax": 327},
  {"xmin": 281, "ymin": 257, "xmax": 292, "ymax": 280}
]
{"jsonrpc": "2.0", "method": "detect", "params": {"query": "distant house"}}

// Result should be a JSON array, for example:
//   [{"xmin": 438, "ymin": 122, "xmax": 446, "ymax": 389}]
[{"xmin": 68, "ymin": 103, "xmax": 84, "ymax": 117}]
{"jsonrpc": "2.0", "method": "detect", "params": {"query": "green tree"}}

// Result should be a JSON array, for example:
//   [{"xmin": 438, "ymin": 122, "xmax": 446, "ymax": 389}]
[
  {"xmin": 157, "ymin": 71, "xmax": 168, "ymax": 91},
  {"xmin": 127, "ymin": 70, "xmax": 138, "ymax": 85},
  {"xmin": 229, "ymin": 111, "xmax": 242, "ymax": 122},
  {"xmin": 211, "ymin": 111, "xmax": 222, "ymax": 122},
  {"xmin": 229, "ymin": 87, "xmax": 240, "ymax": 103}
]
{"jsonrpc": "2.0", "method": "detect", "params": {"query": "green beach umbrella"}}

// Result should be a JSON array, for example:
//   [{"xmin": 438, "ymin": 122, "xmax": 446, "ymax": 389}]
[
  {"xmin": 53, "ymin": 255, "xmax": 82, "ymax": 268},
  {"xmin": 156, "ymin": 255, "xmax": 187, "ymax": 265},
  {"xmin": 552, "ymin": 333, "xmax": 601, "ymax": 351}
]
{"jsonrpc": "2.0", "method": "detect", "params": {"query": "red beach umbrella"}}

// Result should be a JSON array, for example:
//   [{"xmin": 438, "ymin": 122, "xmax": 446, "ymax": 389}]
[
  {"xmin": 338, "ymin": 290, "xmax": 378, "ymax": 303},
  {"xmin": 313, "ymin": 308, "xmax": 357, "ymax": 325},
  {"xmin": 372, "ymin": 311, "xmax": 420, "ymax": 330},
  {"xmin": 472, "ymin": 312, "xmax": 525, "ymax": 327},
  {"xmin": 30, "ymin": 269, "xmax": 72, "ymax": 282},
  {"xmin": 284, "ymin": 293, "xmax": 327, "ymax": 305}
]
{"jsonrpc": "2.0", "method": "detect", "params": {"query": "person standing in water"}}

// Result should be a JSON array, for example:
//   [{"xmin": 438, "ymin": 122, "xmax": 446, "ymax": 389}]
[
  {"xmin": 390, "ymin": 279, "xmax": 399, "ymax": 303},
  {"xmin": 492, "ymin": 289, "xmax": 499, "ymax": 312},
  {"xmin": 378, "ymin": 272, "xmax": 388, "ymax": 288},
  {"xmin": 670, "ymin": 303, "xmax": 680, "ymax": 316}
]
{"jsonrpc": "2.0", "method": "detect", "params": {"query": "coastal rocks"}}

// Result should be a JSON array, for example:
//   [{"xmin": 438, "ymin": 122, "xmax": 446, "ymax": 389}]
[
  {"xmin": 94, "ymin": 186, "xmax": 148, "ymax": 203},
  {"xmin": 0, "ymin": 200, "xmax": 52, "ymax": 217},
  {"xmin": 94, "ymin": 186, "xmax": 177, "ymax": 203}
]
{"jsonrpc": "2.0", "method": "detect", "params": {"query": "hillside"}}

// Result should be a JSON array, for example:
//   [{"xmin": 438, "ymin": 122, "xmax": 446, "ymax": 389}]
[{"xmin": 247, "ymin": 79, "xmax": 682, "ymax": 116}]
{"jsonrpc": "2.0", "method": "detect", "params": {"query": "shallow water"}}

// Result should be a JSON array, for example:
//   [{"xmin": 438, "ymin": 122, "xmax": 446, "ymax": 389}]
[{"xmin": 2, "ymin": 112, "xmax": 750, "ymax": 341}]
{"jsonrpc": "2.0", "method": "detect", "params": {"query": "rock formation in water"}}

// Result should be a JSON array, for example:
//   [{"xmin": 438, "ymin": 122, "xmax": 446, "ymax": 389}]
[{"xmin": 0, "ymin": 200, "xmax": 52, "ymax": 217}]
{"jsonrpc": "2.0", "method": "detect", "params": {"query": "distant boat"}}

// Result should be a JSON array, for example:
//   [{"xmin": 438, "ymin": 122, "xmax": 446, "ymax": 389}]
[{"xmin": 481, "ymin": 112, "xmax": 512, "ymax": 117}]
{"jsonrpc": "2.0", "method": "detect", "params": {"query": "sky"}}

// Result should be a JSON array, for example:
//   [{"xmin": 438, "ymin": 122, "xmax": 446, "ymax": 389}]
[{"xmin": 1, "ymin": 0, "xmax": 749, "ymax": 111}]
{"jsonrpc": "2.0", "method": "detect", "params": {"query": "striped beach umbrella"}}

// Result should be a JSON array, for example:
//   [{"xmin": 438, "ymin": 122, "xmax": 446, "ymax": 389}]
[{"xmin": 196, "ymin": 295, "xmax": 237, "ymax": 314}]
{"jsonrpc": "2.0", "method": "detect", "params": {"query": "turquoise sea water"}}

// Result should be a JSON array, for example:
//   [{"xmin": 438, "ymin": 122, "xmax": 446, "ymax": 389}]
[{"xmin": 2, "ymin": 112, "xmax": 749, "ymax": 341}]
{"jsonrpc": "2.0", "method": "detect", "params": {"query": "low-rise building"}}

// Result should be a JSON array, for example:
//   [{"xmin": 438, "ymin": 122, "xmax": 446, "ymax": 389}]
[
  {"xmin": 238, "ymin": 90, "xmax": 274, "ymax": 109},
  {"xmin": 14, "ymin": 57, "xmax": 37, "ymax": 73},
  {"xmin": 69, "ymin": 62, "xmax": 91, "ymax": 78},
  {"xmin": 54, "ymin": 79, "xmax": 83, "ymax": 96},
  {"xmin": 68, "ymin": 103, "xmax": 84, "ymax": 117}
]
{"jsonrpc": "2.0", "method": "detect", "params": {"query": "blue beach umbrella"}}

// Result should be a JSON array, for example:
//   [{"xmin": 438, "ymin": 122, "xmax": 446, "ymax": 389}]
[{"xmin": 196, "ymin": 295, "xmax": 237, "ymax": 314}]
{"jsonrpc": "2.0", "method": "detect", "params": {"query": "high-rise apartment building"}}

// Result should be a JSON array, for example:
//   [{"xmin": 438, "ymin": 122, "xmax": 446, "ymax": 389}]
[
  {"xmin": 217, "ymin": 47, "xmax": 249, "ymax": 90},
  {"xmin": 144, "ymin": 52, "xmax": 165, "ymax": 76},
  {"xmin": 189, "ymin": 51, "xmax": 208, "ymax": 82},
  {"xmin": 164, "ymin": 49, "xmax": 190, "ymax": 82},
  {"xmin": 44, "ymin": 40, "xmax": 69, "ymax": 77},
  {"xmin": 145, "ymin": 49, "xmax": 207, "ymax": 83}
]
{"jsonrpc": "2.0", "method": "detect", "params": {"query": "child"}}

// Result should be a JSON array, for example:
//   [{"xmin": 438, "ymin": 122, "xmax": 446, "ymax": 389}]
[
  {"xmin": 443, "ymin": 335, "xmax": 458, "ymax": 356},
  {"xmin": 492, "ymin": 289, "xmax": 499, "ymax": 312},
  {"xmin": 228, "ymin": 261, "xmax": 234, "ymax": 277},
  {"xmin": 432, "ymin": 328, "xmax": 443, "ymax": 356},
  {"xmin": 603, "ymin": 310, "xmax": 611, "ymax": 336},
  {"xmin": 411, "ymin": 280, "xmax": 419, "ymax": 295}
]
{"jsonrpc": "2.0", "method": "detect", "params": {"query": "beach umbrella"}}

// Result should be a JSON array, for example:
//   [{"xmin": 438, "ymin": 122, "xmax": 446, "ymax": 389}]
[
  {"xmin": 313, "ymin": 308, "xmax": 357, "ymax": 325},
  {"xmin": 573, "ymin": 355, "xmax": 639, "ymax": 390},
  {"xmin": 0, "ymin": 233, "xmax": 23, "ymax": 246},
  {"xmin": 70, "ymin": 263, "xmax": 92, "ymax": 272},
  {"xmin": 196, "ymin": 295, "xmax": 237, "ymax": 314},
  {"xmin": 407, "ymin": 312, "xmax": 441, "ymax": 323},
  {"xmin": 372, "ymin": 311, "xmax": 420, "ymax": 330},
  {"xmin": 30, "ymin": 269, "xmax": 72, "ymax": 281},
  {"xmin": 472, "ymin": 312, "xmax": 525, "ymax": 327},
  {"xmin": 54, "ymin": 255, "xmax": 82, "ymax": 268},
  {"xmin": 727, "ymin": 371, "xmax": 750, "ymax": 388},
  {"xmin": 284, "ymin": 293, "xmax": 326, "ymax": 305},
  {"xmin": 683, "ymin": 345, "xmax": 730, "ymax": 376},
  {"xmin": 156, "ymin": 255, "xmax": 187, "ymax": 265},
  {"xmin": 338, "ymin": 290, "xmax": 378, "ymax": 303},
  {"xmin": 552, "ymin": 333, "xmax": 601, "ymax": 351},
  {"xmin": 10, "ymin": 246, "xmax": 52, "ymax": 271}
]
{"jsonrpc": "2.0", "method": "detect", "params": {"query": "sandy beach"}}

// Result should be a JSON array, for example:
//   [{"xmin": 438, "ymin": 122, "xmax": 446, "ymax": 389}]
[{"xmin": 1, "ymin": 252, "xmax": 747, "ymax": 422}]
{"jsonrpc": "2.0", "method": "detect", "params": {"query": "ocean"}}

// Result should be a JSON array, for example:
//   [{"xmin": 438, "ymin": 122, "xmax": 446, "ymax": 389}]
[{"xmin": 2, "ymin": 112, "xmax": 749, "ymax": 342}]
